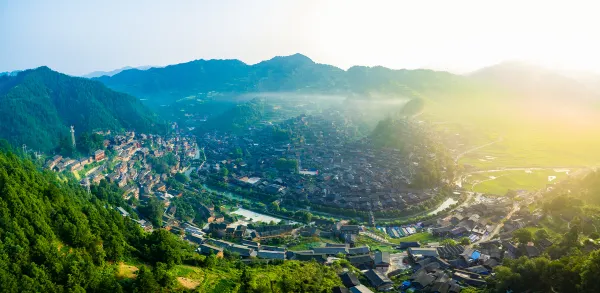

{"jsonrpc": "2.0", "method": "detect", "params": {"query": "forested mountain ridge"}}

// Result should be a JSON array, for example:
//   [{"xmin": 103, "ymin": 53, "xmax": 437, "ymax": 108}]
[
  {"xmin": 94, "ymin": 54, "xmax": 462, "ymax": 104},
  {"xmin": 0, "ymin": 67, "xmax": 161, "ymax": 152}
]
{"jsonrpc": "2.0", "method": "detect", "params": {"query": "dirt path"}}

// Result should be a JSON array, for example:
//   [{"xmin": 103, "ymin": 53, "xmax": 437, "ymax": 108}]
[
  {"xmin": 471, "ymin": 203, "xmax": 519, "ymax": 246},
  {"xmin": 177, "ymin": 277, "xmax": 200, "ymax": 289},
  {"xmin": 454, "ymin": 137, "xmax": 503, "ymax": 163}
]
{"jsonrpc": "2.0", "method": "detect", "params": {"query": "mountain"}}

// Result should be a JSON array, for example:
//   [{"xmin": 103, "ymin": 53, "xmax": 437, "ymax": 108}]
[
  {"xmin": 0, "ymin": 67, "xmax": 161, "ymax": 152},
  {"xmin": 470, "ymin": 61, "xmax": 600, "ymax": 103},
  {"xmin": 0, "ymin": 70, "xmax": 21, "ymax": 77},
  {"xmin": 82, "ymin": 65, "xmax": 153, "ymax": 78},
  {"xmin": 95, "ymin": 53, "xmax": 460, "ymax": 106},
  {"xmin": 560, "ymin": 70, "xmax": 600, "ymax": 95}
]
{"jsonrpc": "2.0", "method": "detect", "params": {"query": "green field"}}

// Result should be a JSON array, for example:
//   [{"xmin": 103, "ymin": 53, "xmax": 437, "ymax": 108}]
[{"xmin": 468, "ymin": 169, "xmax": 571, "ymax": 195}]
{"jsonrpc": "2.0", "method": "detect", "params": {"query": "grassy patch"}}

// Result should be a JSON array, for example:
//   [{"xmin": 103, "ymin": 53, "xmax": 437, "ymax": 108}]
[
  {"xmin": 355, "ymin": 236, "xmax": 397, "ymax": 252},
  {"xmin": 470, "ymin": 170, "xmax": 570, "ymax": 195},
  {"xmin": 116, "ymin": 262, "xmax": 139, "ymax": 279}
]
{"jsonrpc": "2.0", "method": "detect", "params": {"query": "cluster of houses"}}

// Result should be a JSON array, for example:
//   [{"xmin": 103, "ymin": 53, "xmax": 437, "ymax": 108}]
[
  {"xmin": 427, "ymin": 198, "xmax": 513, "ymax": 242},
  {"xmin": 45, "ymin": 149, "xmax": 105, "ymax": 173},
  {"xmin": 46, "ymin": 128, "xmax": 204, "ymax": 232},
  {"xmin": 196, "ymin": 114, "xmax": 446, "ymax": 219}
]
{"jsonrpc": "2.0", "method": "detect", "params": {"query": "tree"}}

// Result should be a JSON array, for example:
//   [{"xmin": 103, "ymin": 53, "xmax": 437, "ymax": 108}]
[
  {"xmin": 535, "ymin": 229, "xmax": 550, "ymax": 241},
  {"xmin": 294, "ymin": 210, "xmax": 312, "ymax": 223},
  {"xmin": 133, "ymin": 266, "xmax": 159, "ymax": 293},
  {"xmin": 153, "ymin": 262, "xmax": 175, "ymax": 288},
  {"xmin": 513, "ymin": 228, "xmax": 533, "ymax": 244},
  {"xmin": 221, "ymin": 167, "xmax": 229, "ymax": 177},
  {"xmin": 581, "ymin": 250, "xmax": 600, "ymax": 292},
  {"xmin": 459, "ymin": 237, "xmax": 471, "ymax": 245},
  {"xmin": 441, "ymin": 238, "xmax": 457, "ymax": 246},
  {"xmin": 269, "ymin": 201, "xmax": 280, "ymax": 212},
  {"xmin": 174, "ymin": 172, "xmax": 189, "ymax": 184},
  {"xmin": 139, "ymin": 197, "xmax": 164, "ymax": 227}
]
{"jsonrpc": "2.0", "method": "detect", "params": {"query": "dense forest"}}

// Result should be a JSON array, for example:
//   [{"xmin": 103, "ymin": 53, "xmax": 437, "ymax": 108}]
[
  {"xmin": 0, "ymin": 146, "xmax": 341, "ymax": 292},
  {"xmin": 0, "ymin": 67, "xmax": 161, "ymax": 152},
  {"xmin": 199, "ymin": 99, "xmax": 268, "ymax": 133}
]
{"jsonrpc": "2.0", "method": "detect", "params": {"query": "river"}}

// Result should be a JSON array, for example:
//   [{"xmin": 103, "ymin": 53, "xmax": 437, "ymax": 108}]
[
  {"xmin": 201, "ymin": 184, "xmax": 296, "ymax": 224},
  {"xmin": 231, "ymin": 207, "xmax": 297, "ymax": 224},
  {"xmin": 427, "ymin": 197, "xmax": 459, "ymax": 215}
]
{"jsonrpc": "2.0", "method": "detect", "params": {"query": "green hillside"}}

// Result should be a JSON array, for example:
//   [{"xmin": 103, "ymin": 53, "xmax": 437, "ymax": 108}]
[
  {"xmin": 0, "ymin": 148, "xmax": 342, "ymax": 292},
  {"xmin": 0, "ymin": 67, "xmax": 162, "ymax": 152}
]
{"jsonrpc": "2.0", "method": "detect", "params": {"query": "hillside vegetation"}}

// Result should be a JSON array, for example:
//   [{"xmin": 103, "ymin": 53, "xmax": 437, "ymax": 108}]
[
  {"xmin": 0, "ymin": 67, "xmax": 161, "ymax": 152},
  {"xmin": 0, "ymin": 146, "xmax": 341, "ymax": 292}
]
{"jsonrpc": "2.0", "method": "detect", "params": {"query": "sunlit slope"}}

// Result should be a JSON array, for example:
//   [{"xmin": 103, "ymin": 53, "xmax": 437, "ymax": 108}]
[{"xmin": 419, "ymin": 63, "xmax": 600, "ymax": 168}]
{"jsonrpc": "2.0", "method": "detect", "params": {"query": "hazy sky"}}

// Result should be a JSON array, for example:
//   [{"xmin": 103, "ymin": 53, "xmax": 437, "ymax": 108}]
[{"xmin": 1, "ymin": 0, "xmax": 598, "ymax": 75}]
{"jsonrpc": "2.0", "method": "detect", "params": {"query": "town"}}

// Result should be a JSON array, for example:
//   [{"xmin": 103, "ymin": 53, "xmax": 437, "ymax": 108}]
[{"xmin": 38, "ymin": 110, "xmax": 553, "ymax": 293}]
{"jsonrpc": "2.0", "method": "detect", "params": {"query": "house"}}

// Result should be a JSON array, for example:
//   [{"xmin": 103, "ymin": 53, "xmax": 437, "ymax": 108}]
[
  {"xmin": 116, "ymin": 207, "xmax": 129, "ymax": 217},
  {"xmin": 229, "ymin": 244, "xmax": 256, "ymax": 258},
  {"xmin": 348, "ymin": 254, "xmax": 374, "ymax": 270},
  {"xmin": 292, "ymin": 251, "xmax": 327, "ymax": 263},
  {"xmin": 411, "ymin": 269, "xmax": 436, "ymax": 289},
  {"xmin": 436, "ymin": 244, "xmax": 465, "ymax": 260},
  {"xmin": 265, "ymin": 184, "xmax": 285, "ymax": 194},
  {"xmin": 234, "ymin": 225, "xmax": 247, "ymax": 238},
  {"xmin": 430, "ymin": 274, "xmax": 461, "ymax": 293},
  {"xmin": 452, "ymin": 270, "xmax": 487, "ymax": 287},
  {"xmin": 525, "ymin": 244, "xmax": 541, "ymax": 257},
  {"xmin": 374, "ymin": 251, "xmax": 390, "ymax": 273},
  {"xmin": 340, "ymin": 272, "xmax": 361, "ymax": 288},
  {"xmin": 242, "ymin": 240, "xmax": 261, "ymax": 248},
  {"xmin": 209, "ymin": 239, "xmax": 233, "ymax": 250},
  {"xmin": 261, "ymin": 245, "xmax": 286, "ymax": 252},
  {"xmin": 349, "ymin": 284, "xmax": 374, "ymax": 293},
  {"xmin": 209, "ymin": 222, "xmax": 227, "ymax": 238},
  {"xmin": 348, "ymin": 246, "xmax": 370, "ymax": 255},
  {"xmin": 313, "ymin": 247, "xmax": 348, "ymax": 255},
  {"xmin": 408, "ymin": 247, "xmax": 439, "ymax": 262},
  {"xmin": 398, "ymin": 241, "xmax": 420, "ymax": 249},
  {"xmin": 339, "ymin": 225, "xmax": 361, "ymax": 235},
  {"xmin": 466, "ymin": 265, "xmax": 490, "ymax": 275},
  {"xmin": 198, "ymin": 244, "xmax": 224, "ymax": 258},
  {"xmin": 156, "ymin": 183, "xmax": 167, "ymax": 192},
  {"xmin": 94, "ymin": 149, "xmax": 105, "ymax": 161},
  {"xmin": 257, "ymin": 250, "xmax": 285, "ymax": 260},
  {"xmin": 364, "ymin": 269, "xmax": 393, "ymax": 291}
]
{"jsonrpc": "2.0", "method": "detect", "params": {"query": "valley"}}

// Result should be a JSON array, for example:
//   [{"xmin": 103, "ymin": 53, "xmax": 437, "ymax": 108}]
[{"xmin": 3, "ymin": 54, "xmax": 600, "ymax": 293}]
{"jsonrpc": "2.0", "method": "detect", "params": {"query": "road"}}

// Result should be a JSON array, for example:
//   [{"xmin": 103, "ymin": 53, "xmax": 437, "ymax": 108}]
[
  {"xmin": 454, "ymin": 137, "xmax": 503, "ymax": 163},
  {"xmin": 465, "ymin": 166, "xmax": 585, "ymax": 175},
  {"xmin": 471, "ymin": 203, "xmax": 520, "ymax": 246}
]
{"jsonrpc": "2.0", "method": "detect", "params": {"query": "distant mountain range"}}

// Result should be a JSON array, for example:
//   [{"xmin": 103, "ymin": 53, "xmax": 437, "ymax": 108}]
[
  {"xmin": 3, "ymin": 54, "xmax": 599, "ymax": 151},
  {"xmin": 83, "ymin": 65, "xmax": 154, "ymax": 78},
  {"xmin": 94, "ymin": 53, "xmax": 464, "ymax": 106},
  {"xmin": 0, "ymin": 70, "xmax": 21, "ymax": 77},
  {"xmin": 0, "ymin": 67, "xmax": 161, "ymax": 151},
  {"xmin": 95, "ymin": 54, "xmax": 600, "ymax": 112}
]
